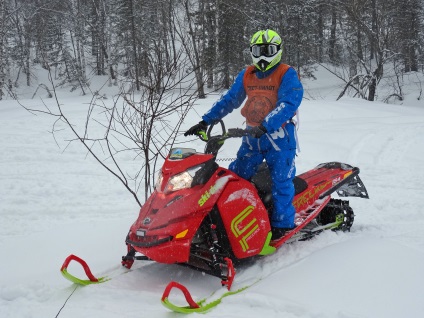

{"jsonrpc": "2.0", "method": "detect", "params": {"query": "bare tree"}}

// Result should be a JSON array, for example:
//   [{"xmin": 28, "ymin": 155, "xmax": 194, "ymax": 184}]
[
  {"xmin": 90, "ymin": 0, "xmax": 107, "ymax": 76},
  {"xmin": 37, "ymin": 49, "xmax": 198, "ymax": 205},
  {"xmin": 331, "ymin": 0, "xmax": 397, "ymax": 101},
  {"xmin": 393, "ymin": 0, "xmax": 422, "ymax": 73},
  {"xmin": 173, "ymin": 0, "xmax": 206, "ymax": 98}
]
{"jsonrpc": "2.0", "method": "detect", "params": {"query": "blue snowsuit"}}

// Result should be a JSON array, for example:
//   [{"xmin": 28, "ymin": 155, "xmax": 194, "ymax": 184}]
[{"xmin": 202, "ymin": 63, "xmax": 303, "ymax": 229}]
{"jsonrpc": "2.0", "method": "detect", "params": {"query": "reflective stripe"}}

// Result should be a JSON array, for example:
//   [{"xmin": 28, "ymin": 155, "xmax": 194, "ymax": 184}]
[
  {"xmin": 294, "ymin": 124, "xmax": 300, "ymax": 153},
  {"xmin": 245, "ymin": 136, "xmax": 253, "ymax": 150},
  {"xmin": 287, "ymin": 157, "xmax": 296, "ymax": 178},
  {"xmin": 265, "ymin": 133, "xmax": 281, "ymax": 151},
  {"xmin": 292, "ymin": 110, "xmax": 300, "ymax": 153}
]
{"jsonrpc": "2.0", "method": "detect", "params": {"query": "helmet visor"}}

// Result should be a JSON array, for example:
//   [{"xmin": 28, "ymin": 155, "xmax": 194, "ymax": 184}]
[{"xmin": 250, "ymin": 44, "xmax": 279, "ymax": 58}]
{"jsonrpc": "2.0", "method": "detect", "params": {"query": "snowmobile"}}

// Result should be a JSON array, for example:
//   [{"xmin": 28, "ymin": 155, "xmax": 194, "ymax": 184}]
[{"xmin": 121, "ymin": 120, "xmax": 369, "ymax": 290}]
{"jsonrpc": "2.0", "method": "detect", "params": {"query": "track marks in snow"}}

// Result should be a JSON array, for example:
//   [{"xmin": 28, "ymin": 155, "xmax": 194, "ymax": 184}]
[{"xmin": 345, "ymin": 121, "xmax": 424, "ymax": 170}]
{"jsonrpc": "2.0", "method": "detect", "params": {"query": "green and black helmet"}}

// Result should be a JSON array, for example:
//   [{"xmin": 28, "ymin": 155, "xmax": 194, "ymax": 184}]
[{"xmin": 250, "ymin": 29, "xmax": 282, "ymax": 72}]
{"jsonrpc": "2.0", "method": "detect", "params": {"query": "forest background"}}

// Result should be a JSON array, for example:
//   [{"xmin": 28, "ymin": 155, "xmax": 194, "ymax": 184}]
[{"xmin": 1, "ymin": 0, "xmax": 423, "ymax": 103}]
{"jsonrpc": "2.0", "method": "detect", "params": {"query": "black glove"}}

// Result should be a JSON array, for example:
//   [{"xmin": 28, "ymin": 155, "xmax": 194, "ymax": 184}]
[
  {"xmin": 184, "ymin": 120, "xmax": 208, "ymax": 136},
  {"xmin": 248, "ymin": 125, "xmax": 267, "ymax": 138}
]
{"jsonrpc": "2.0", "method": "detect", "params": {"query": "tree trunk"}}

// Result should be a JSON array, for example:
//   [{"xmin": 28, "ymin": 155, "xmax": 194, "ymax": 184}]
[
  {"xmin": 184, "ymin": 0, "xmax": 205, "ymax": 98},
  {"xmin": 128, "ymin": 0, "xmax": 140, "ymax": 91},
  {"xmin": 368, "ymin": 58, "xmax": 383, "ymax": 101},
  {"xmin": 370, "ymin": 0, "xmax": 377, "ymax": 60},
  {"xmin": 317, "ymin": 3, "xmax": 324, "ymax": 63},
  {"xmin": 329, "ymin": 7, "xmax": 337, "ymax": 62},
  {"xmin": 0, "ymin": 0, "xmax": 5, "ymax": 99}
]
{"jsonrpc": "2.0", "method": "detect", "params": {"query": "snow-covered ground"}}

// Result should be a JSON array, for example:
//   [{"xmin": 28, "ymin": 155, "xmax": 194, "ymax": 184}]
[{"xmin": 1, "ymin": 68, "xmax": 424, "ymax": 317}]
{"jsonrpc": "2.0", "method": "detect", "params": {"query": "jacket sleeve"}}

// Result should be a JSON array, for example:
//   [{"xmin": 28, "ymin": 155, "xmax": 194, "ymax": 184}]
[
  {"xmin": 202, "ymin": 69, "xmax": 247, "ymax": 125},
  {"xmin": 262, "ymin": 67, "xmax": 303, "ymax": 132}
]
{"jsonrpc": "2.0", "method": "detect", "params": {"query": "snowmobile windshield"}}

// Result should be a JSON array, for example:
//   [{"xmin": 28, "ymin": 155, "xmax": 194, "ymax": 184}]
[{"xmin": 169, "ymin": 148, "xmax": 197, "ymax": 160}]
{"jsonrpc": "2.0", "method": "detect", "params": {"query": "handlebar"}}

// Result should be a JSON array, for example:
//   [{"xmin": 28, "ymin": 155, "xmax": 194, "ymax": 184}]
[
  {"xmin": 226, "ymin": 128, "xmax": 249, "ymax": 138},
  {"xmin": 196, "ymin": 120, "xmax": 249, "ymax": 156},
  {"xmin": 198, "ymin": 120, "xmax": 248, "ymax": 141}
]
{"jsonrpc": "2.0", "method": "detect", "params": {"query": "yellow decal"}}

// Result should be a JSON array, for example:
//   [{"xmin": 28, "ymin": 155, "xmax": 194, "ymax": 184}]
[
  {"xmin": 344, "ymin": 171, "xmax": 353, "ymax": 179},
  {"xmin": 175, "ymin": 229, "xmax": 188, "ymax": 239},
  {"xmin": 293, "ymin": 180, "xmax": 331, "ymax": 210},
  {"xmin": 231, "ymin": 206, "xmax": 259, "ymax": 252},
  {"xmin": 198, "ymin": 184, "xmax": 219, "ymax": 207}
]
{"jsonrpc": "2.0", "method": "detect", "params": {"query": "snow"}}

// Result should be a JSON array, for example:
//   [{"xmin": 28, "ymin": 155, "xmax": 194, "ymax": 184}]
[{"xmin": 1, "ymin": 68, "xmax": 424, "ymax": 317}]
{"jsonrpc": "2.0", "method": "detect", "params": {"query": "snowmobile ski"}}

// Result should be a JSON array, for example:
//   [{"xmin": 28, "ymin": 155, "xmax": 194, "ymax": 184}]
[
  {"xmin": 161, "ymin": 281, "xmax": 251, "ymax": 313},
  {"xmin": 60, "ymin": 254, "xmax": 110, "ymax": 285}
]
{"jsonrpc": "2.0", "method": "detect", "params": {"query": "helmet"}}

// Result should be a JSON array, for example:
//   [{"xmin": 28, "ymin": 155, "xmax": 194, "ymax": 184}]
[{"xmin": 250, "ymin": 29, "xmax": 282, "ymax": 72}]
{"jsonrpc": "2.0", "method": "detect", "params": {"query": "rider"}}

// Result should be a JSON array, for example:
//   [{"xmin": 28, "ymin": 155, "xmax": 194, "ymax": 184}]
[{"xmin": 185, "ymin": 29, "xmax": 303, "ymax": 240}]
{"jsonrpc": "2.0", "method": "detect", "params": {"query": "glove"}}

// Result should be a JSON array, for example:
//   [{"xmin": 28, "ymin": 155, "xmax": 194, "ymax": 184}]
[
  {"xmin": 248, "ymin": 125, "xmax": 267, "ymax": 138},
  {"xmin": 184, "ymin": 120, "xmax": 208, "ymax": 136}
]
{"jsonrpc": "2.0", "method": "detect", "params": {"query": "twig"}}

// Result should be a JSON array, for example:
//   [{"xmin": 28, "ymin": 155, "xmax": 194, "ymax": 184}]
[{"xmin": 55, "ymin": 285, "xmax": 78, "ymax": 318}]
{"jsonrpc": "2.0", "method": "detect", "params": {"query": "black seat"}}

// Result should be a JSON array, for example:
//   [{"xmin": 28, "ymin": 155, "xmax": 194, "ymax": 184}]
[{"xmin": 250, "ymin": 162, "xmax": 308, "ymax": 211}]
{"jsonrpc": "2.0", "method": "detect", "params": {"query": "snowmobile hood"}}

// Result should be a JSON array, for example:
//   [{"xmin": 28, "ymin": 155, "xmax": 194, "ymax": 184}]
[
  {"xmin": 130, "ymin": 171, "xmax": 235, "ymax": 240},
  {"xmin": 162, "ymin": 153, "xmax": 214, "ymax": 176}
]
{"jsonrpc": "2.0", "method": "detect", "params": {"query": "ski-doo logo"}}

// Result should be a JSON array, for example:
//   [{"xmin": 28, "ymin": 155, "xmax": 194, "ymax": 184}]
[
  {"xmin": 231, "ymin": 205, "xmax": 259, "ymax": 252},
  {"xmin": 198, "ymin": 184, "xmax": 219, "ymax": 207}
]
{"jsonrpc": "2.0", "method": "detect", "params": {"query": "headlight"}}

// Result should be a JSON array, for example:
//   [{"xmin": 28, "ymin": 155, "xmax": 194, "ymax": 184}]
[
  {"xmin": 155, "ymin": 172, "xmax": 163, "ymax": 191},
  {"xmin": 161, "ymin": 165, "xmax": 204, "ymax": 194},
  {"xmin": 164, "ymin": 171, "xmax": 193, "ymax": 193}
]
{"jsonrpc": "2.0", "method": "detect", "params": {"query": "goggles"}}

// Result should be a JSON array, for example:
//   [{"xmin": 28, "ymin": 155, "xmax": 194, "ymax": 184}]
[{"xmin": 250, "ymin": 44, "xmax": 279, "ymax": 58}]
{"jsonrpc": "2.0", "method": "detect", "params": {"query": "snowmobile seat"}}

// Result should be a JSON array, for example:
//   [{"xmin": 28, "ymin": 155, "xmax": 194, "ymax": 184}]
[{"xmin": 250, "ymin": 162, "xmax": 308, "ymax": 210}]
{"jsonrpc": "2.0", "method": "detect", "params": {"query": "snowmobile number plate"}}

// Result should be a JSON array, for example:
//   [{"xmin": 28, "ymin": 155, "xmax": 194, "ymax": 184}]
[{"xmin": 136, "ymin": 229, "xmax": 146, "ymax": 237}]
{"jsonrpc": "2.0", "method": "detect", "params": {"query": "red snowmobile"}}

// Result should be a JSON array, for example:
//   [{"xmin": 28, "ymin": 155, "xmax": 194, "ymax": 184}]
[{"xmin": 122, "ymin": 120, "xmax": 369, "ymax": 290}]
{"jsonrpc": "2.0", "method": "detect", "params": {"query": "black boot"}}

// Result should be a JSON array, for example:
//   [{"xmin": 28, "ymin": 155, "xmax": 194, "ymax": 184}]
[{"xmin": 271, "ymin": 227, "xmax": 294, "ymax": 240}]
